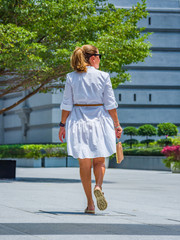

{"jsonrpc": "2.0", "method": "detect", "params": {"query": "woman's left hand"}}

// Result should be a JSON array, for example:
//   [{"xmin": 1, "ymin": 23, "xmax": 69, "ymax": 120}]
[
  {"xmin": 115, "ymin": 126, "xmax": 123, "ymax": 139},
  {"xmin": 59, "ymin": 127, "xmax": 66, "ymax": 142}
]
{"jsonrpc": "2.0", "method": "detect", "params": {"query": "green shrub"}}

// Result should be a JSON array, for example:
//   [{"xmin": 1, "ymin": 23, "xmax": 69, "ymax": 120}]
[
  {"xmin": 137, "ymin": 125, "xmax": 157, "ymax": 147},
  {"xmin": 0, "ymin": 144, "xmax": 25, "ymax": 158},
  {"xmin": 123, "ymin": 147, "xmax": 163, "ymax": 156},
  {"xmin": 123, "ymin": 127, "xmax": 138, "ymax": 136},
  {"xmin": 148, "ymin": 141, "xmax": 159, "ymax": 148},
  {"xmin": 170, "ymin": 134, "xmax": 180, "ymax": 145},
  {"xmin": 140, "ymin": 139, "xmax": 155, "ymax": 144},
  {"xmin": 109, "ymin": 147, "xmax": 163, "ymax": 159},
  {"xmin": 0, "ymin": 144, "xmax": 67, "ymax": 159},
  {"xmin": 157, "ymin": 123, "xmax": 178, "ymax": 137},
  {"xmin": 157, "ymin": 138, "xmax": 173, "ymax": 147},
  {"xmin": 123, "ymin": 139, "xmax": 139, "ymax": 145}
]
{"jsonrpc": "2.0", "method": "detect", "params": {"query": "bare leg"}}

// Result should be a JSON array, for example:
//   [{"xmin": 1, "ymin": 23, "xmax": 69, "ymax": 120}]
[
  {"xmin": 93, "ymin": 157, "xmax": 108, "ymax": 210},
  {"xmin": 93, "ymin": 157, "xmax": 106, "ymax": 189},
  {"xmin": 78, "ymin": 158, "xmax": 95, "ymax": 210}
]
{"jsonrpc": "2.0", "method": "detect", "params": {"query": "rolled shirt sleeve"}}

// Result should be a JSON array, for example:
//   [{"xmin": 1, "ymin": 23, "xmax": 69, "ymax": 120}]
[
  {"xmin": 60, "ymin": 75, "xmax": 73, "ymax": 111},
  {"xmin": 103, "ymin": 74, "xmax": 118, "ymax": 110}
]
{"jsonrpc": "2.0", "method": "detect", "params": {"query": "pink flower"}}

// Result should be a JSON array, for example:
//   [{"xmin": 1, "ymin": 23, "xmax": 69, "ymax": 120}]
[{"xmin": 161, "ymin": 145, "xmax": 180, "ymax": 161}]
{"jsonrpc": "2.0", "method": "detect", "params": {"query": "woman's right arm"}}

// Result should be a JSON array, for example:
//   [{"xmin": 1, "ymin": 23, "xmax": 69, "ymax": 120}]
[
  {"xmin": 108, "ymin": 108, "xmax": 123, "ymax": 139},
  {"xmin": 59, "ymin": 75, "xmax": 73, "ymax": 142}
]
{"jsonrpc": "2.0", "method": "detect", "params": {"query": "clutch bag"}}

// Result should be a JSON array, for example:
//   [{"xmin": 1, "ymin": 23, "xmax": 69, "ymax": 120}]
[{"xmin": 116, "ymin": 139, "xmax": 124, "ymax": 164}]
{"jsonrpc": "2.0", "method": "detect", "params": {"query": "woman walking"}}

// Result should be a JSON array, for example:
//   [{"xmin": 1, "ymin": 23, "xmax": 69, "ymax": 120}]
[{"xmin": 59, "ymin": 45, "xmax": 123, "ymax": 214}]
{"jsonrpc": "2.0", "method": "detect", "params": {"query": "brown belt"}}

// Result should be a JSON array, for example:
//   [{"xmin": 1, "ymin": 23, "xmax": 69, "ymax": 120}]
[{"xmin": 74, "ymin": 104, "xmax": 103, "ymax": 107}]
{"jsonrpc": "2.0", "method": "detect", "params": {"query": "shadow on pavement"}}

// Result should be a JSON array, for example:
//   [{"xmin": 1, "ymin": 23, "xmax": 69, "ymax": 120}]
[
  {"xmin": 15, "ymin": 177, "xmax": 82, "ymax": 183},
  {"xmin": 38, "ymin": 210, "xmax": 92, "ymax": 215},
  {"xmin": 0, "ymin": 223, "xmax": 180, "ymax": 235},
  {"xmin": 37, "ymin": 210, "xmax": 136, "ymax": 217},
  {"xmin": 12, "ymin": 178, "xmax": 114, "ymax": 184}
]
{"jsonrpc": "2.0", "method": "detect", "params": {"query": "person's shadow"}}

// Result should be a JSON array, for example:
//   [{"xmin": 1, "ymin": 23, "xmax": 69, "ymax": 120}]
[{"xmin": 14, "ymin": 177, "xmax": 114, "ymax": 184}]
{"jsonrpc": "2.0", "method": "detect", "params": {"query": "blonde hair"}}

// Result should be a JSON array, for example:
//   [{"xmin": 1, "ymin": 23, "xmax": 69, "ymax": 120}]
[{"xmin": 70, "ymin": 45, "xmax": 98, "ymax": 72}]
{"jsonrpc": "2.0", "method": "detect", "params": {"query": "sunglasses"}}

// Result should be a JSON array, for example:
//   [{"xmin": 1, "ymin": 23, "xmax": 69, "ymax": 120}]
[
  {"xmin": 87, "ymin": 53, "xmax": 102, "ymax": 60},
  {"xmin": 93, "ymin": 54, "xmax": 102, "ymax": 60}
]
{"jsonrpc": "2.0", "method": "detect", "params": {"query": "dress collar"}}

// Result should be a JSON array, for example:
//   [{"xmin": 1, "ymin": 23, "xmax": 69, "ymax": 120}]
[{"xmin": 87, "ymin": 65, "xmax": 95, "ymax": 69}]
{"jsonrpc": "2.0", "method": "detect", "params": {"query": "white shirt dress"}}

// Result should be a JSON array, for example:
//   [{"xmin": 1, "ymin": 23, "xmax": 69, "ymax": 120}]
[{"xmin": 60, "ymin": 66, "xmax": 118, "ymax": 159}]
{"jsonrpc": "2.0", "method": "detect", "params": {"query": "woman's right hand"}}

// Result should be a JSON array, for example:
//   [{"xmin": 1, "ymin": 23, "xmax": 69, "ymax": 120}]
[
  {"xmin": 115, "ymin": 126, "xmax": 123, "ymax": 139},
  {"xmin": 59, "ymin": 127, "xmax": 66, "ymax": 143}
]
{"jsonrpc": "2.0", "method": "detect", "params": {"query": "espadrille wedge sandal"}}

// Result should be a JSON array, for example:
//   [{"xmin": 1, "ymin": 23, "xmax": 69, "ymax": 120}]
[
  {"xmin": 84, "ymin": 207, "xmax": 95, "ymax": 214},
  {"xmin": 94, "ymin": 186, "xmax": 108, "ymax": 211}
]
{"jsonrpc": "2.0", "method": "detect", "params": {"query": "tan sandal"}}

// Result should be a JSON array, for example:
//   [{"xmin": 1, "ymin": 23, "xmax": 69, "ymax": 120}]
[
  {"xmin": 84, "ymin": 207, "xmax": 95, "ymax": 214},
  {"xmin": 94, "ymin": 186, "xmax": 108, "ymax": 211}
]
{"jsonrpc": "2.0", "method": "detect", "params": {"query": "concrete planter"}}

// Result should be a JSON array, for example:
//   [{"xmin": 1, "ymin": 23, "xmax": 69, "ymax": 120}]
[
  {"xmin": 109, "ymin": 155, "xmax": 170, "ymax": 171},
  {"xmin": 0, "ymin": 158, "xmax": 42, "ymax": 168},
  {"xmin": 44, "ymin": 157, "xmax": 67, "ymax": 167},
  {"xmin": 0, "ymin": 156, "xmax": 109, "ymax": 168},
  {"xmin": 67, "ymin": 156, "xmax": 79, "ymax": 167},
  {"xmin": 171, "ymin": 162, "xmax": 180, "ymax": 173}
]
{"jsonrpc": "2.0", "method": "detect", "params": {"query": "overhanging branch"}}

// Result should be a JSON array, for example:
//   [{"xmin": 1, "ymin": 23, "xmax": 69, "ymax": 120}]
[
  {"xmin": 0, "ymin": 70, "xmax": 68, "ymax": 114},
  {"xmin": 0, "ymin": 77, "xmax": 52, "ymax": 114}
]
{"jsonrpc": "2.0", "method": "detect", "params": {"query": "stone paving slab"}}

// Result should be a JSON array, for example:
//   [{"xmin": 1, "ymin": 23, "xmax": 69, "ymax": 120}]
[{"xmin": 0, "ymin": 167, "xmax": 180, "ymax": 240}]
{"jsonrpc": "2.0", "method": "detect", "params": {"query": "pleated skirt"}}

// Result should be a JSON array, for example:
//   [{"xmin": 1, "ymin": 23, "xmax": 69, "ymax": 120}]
[{"xmin": 65, "ymin": 106, "xmax": 116, "ymax": 159}]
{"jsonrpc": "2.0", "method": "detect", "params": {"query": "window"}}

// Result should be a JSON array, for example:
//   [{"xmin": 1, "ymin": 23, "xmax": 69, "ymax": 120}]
[
  {"xmin": 149, "ymin": 94, "xmax": 152, "ymax": 102},
  {"xmin": 148, "ymin": 17, "xmax": 151, "ymax": 25},
  {"xmin": 134, "ymin": 94, "xmax": 136, "ymax": 101},
  {"xmin": 119, "ymin": 94, "xmax": 121, "ymax": 101}
]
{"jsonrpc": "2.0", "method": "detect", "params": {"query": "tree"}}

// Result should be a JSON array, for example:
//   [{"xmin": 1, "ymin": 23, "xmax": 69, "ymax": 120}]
[
  {"xmin": 123, "ymin": 126, "xmax": 138, "ymax": 148},
  {"xmin": 157, "ymin": 123, "xmax": 178, "ymax": 138},
  {"xmin": 0, "ymin": 0, "xmax": 151, "ymax": 113},
  {"xmin": 138, "ymin": 124, "xmax": 157, "ymax": 148}
]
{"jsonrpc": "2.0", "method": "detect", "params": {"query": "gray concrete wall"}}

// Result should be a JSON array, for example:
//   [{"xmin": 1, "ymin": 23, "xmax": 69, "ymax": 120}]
[
  {"xmin": 109, "ymin": 0, "xmax": 180, "ymax": 8},
  {"xmin": 114, "ymin": 89, "xmax": 180, "ymax": 105},
  {"xmin": 1, "ymin": 92, "xmax": 61, "ymax": 144},
  {"xmin": 129, "ymin": 52, "xmax": 180, "ymax": 68},
  {"xmin": 121, "ymin": 71, "xmax": 180, "ymax": 86}
]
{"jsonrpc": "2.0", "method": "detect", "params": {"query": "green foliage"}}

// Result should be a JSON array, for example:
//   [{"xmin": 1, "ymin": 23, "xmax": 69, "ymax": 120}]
[
  {"xmin": 123, "ymin": 139, "xmax": 139, "ymax": 144},
  {"xmin": 123, "ymin": 127, "xmax": 138, "ymax": 148},
  {"xmin": 124, "ymin": 147, "xmax": 163, "ymax": 156},
  {"xmin": 110, "ymin": 147, "xmax": 163, "ymax": 159},
  {"xmin": 156, "ymin": 138, "xmax": 173, "ymax": 147},
  {"xmin": 170, "ymin": 134, "xmax": 180, "ymax": 145},
  {"xmin": 140, "ymin": 139, "xmax": 155, "ymax": 144},
  {"xmin": 0, "ymin": 144, "xmax": 67, "ymax": 159},
  {"xmin": 0, "ymin": 0, "xmax": 151, "ymax": 100},
  {"xmin": 123, "ymin": 138, "xmax": 139, "ymax": 149},
  {"xmin": 162, "ymin": 158, "xmax": 171, "ymax": 168},
  {"xmin": 171, "ymin": 161, "xmax": 180, "ymax": 169},
  {"xmin": 162, "ymin": 157, "xmax": 180, "ymax": 169},
  {"xmin": 138, "ymin": 124, "xmax": 157, "ymax": 137},
  {"xmin": 137, "ymin": 124, "xmax": 157, "ymax": 147},
  {"xmin": 157, "ymin": 123, "xmax": 178, "ymax": 137},
  {"xmin": 0, "ymin": 144, "xmax": 25, "ymax": 158},
  {"xmin": 123, "ymin": 127, "xmax": 138, "ymax": 137}
]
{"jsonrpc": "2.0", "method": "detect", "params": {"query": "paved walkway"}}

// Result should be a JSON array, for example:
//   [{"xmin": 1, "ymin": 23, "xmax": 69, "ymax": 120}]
[{"xmin": 0, "ymin": 167, "xmax": 180, "ymax": 240}]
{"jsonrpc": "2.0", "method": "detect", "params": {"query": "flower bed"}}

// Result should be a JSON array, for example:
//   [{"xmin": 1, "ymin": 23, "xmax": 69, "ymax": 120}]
[{"xmin": 161, "ymin": 145, "xmax": 180, "ymax": 169}]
